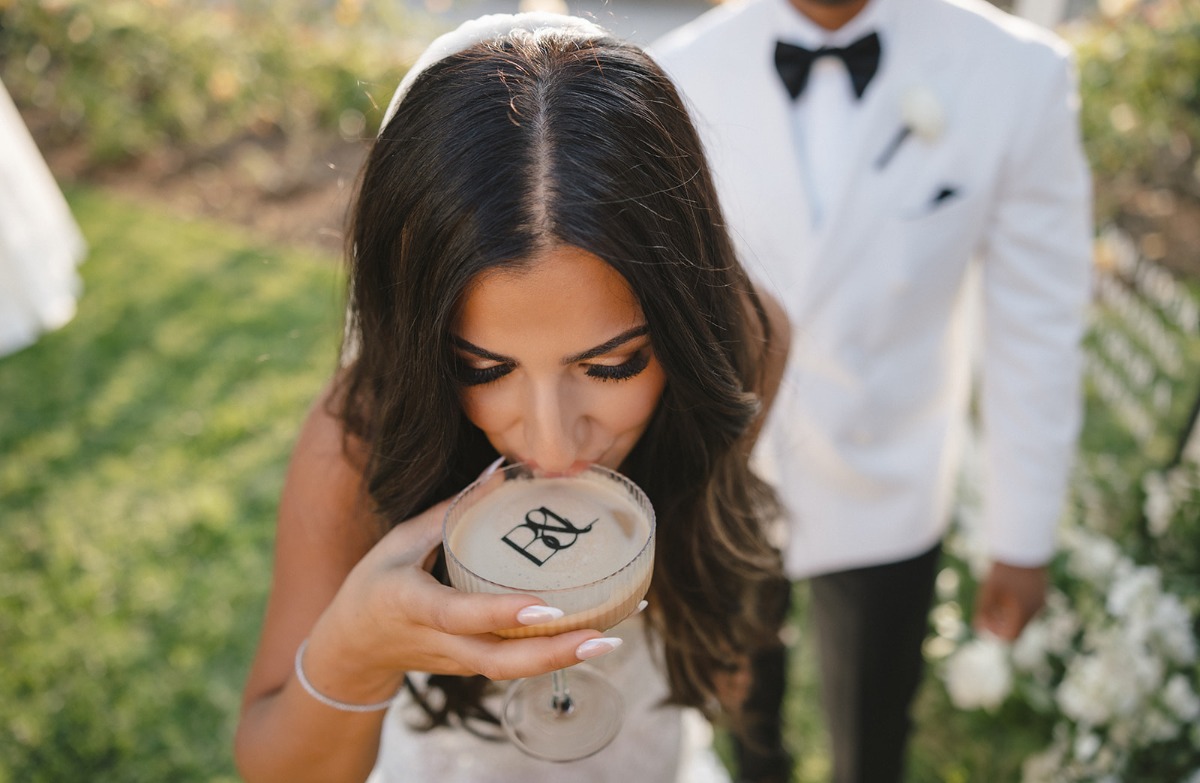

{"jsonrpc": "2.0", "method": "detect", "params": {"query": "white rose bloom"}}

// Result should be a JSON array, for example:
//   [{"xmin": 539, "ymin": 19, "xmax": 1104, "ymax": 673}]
[
  {"xmin": 901, "ymin": 86, "xmax": 945, "ymax": 142},
  {"xmin": 1150, "ymin": 593, "xmax": 1197, "ymax": 664},
  {"xmin": 1162, "ymin": 673, "xmax": 1200, "ymax": 721},
  {"xmin": 1065, "ymin": 529, "xmax": 1121, "ymax": 587},
  {"xmin": 1123, "ymin": 637, "xmax": 1165, "ymax": 696},
  {"xmin": 935, "ymin": 566, "xmax": 961, "ymax": 601},
  {"xmin": 1092, "ymin": 629, "xmax": 1164, "ymax": 709},
  {"xmin": 1107, "ymin": 565, "xmax": 1162, "ymax": 618},
  {"xmin": 1057, "ymin": 649, "xmax": 1138, "ymax": 725},
  {"xmin": 1043, "ymin": 592, "xmax": 1081, "ymax": 655},
  {"xmin": 1073, "ymin": 731, "xmax": 1101, "ymax": 762},
  {"xmin": 943, "ymin": 636, "xmax": 1012, "ymax": 711},
  {"xmin": 1119, "ymin": 604, "xmax": 1146, "ymax": 641},
  {"xmin": 1012, "ymin": 618, "xmax": 1049, "ymax": 674},
  {"xmin": 931, "ymin": 600, "xmax": 965, "ymax": 640}
]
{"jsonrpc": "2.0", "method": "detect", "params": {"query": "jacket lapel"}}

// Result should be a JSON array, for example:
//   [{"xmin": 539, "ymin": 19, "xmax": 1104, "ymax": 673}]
[
  {"xmin": 735, "ymin": 22, "xmax": 817, "ymax": 302},
  {"xmin": 790, "ymin": 0, "xmax": 964, "ymax": 320},
  {"xmin": 693, "ymin": 0, "xmax": 817, "ymax": 303},
  {"xmin": 749, "ymin": 61, "xmax": 818, "ymax": 301}
]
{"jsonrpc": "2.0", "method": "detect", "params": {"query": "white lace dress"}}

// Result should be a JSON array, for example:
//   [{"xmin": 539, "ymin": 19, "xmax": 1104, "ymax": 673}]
[
  {"xmin": 0, "ymin": 78, "xmax": 85, "ymax": 358},
  {"xmin": 367, "ymin": 616, "xmax": 731, "ymax": 783}
]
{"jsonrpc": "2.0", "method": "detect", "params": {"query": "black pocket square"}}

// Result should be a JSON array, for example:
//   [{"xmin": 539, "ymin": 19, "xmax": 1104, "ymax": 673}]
[{"xmin": 931, "ymin": 186, "xmax": 959, "ymax": 207}]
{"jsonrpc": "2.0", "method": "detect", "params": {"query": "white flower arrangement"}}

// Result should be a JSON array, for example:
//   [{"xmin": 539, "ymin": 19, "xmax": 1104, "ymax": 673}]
[
  {"xmin": 875, "ymin": 85, "xmax": 946, "ymax": 168},
  {"xmin": 932, "ymin": 319, "xmax": 1200, "ymax": 777},
  {"xmin": 1142, "ymin": 465, "xmax": 1197, "ymax": 537},
  {"xmin": 932, "ymin": 520, "xmax": 1200, "ymax": 782}
]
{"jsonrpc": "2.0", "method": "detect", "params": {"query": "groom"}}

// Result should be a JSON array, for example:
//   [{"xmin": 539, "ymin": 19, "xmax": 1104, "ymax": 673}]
[{"xmin": 652, "ymin": 1, "xmax": 1093, "ymax": 780}]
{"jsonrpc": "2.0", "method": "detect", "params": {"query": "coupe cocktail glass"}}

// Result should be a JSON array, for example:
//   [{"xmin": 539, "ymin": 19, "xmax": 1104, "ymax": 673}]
[{"xmin": 443, "ymin": 462, "xmax": 655, "ymax": 762}]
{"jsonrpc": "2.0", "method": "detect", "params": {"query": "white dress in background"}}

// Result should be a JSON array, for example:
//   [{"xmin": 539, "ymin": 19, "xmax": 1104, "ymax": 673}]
[
  {"xmin": 368, "ymin": 616, "xmax": 731, "ymax": 783},
  {"xmin": 0, "ymin": 78, "xmax": 85, "ymax": 358}
]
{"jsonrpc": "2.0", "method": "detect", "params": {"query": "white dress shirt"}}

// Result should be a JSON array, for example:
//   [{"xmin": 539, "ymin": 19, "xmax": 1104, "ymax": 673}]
[{"xmin": 776, "ymin": 0, "xmax": 888, "ymax": 227}]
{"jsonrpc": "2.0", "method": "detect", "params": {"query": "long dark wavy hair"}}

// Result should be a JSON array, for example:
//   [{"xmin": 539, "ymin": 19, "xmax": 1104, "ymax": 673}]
[{"xmin": 335, "ymin": 24, "xmax": 784, "ymax": 730}]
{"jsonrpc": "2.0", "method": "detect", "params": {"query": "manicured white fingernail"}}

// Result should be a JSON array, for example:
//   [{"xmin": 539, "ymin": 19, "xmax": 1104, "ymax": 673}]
[
  {"xmin": 516, "ymin": 605, "xmax": 565, "ymax": 625},
  {"xmin": 636, "ymin": 600, "xmax": 648, "ymax": 614},
  {"xmin": 576, "ymin": 637, "xmax": 623, "ymax": 661}
]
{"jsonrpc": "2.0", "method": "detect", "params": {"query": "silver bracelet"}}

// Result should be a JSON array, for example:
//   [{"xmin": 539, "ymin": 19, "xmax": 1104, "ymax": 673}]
[{"xmin": 294, "ymin": 638, "xmax": 400, "ymax": 713}]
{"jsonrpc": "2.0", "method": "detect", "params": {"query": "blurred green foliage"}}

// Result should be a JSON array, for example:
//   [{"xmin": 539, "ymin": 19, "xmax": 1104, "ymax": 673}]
[
  {"xmin": 1073, "ymin": 1, "xmax": 1200, "ymax": 218},
  {"xmin": 0, "ymin": 0, "xmax": 426, "ymax": 167},
  {"xmin": 1071, "ymin": 0, "xmax": 1200, "ymax": 601},
  {"xmin": 0, "ymin": 189, "xmax": 342, "ymax": 781},
  {"xmin": 2, "ymin": 0, "xmax": 1197, "ymax": 203}
]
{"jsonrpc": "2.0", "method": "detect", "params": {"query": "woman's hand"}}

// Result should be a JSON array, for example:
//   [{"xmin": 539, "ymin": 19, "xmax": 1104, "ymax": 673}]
[
  {"xmin": 298, "ymin": 499, "xmax": 610, "ymax": 705},
  {"xmin": 236, "ymin": 399, "xmax": 620, "ymax": 783}
]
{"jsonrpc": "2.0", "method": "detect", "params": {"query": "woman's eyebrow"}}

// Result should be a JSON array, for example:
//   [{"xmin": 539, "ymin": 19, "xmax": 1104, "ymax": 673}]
[
  {"xmin": 451, "ymin": 336, "xmax": 510, "ymax": 363},
  {"xmin": 564, "ymin": 325, "xmax": 650, "ymax": 364},
  {"xmin": 451, "ymin": 325, "xmax": 650, "ymax": 366}
]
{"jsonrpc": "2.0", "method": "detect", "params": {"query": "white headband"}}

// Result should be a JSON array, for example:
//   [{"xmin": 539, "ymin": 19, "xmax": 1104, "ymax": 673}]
[{"xmin": 379, "ymin": 12, "xmax": 608, "ymax": 134}]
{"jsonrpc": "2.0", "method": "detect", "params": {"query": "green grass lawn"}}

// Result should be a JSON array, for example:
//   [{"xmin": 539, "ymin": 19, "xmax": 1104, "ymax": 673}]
[{"xmin": 0, "ymin": 189, "xmax": 343, "ymax": 782}]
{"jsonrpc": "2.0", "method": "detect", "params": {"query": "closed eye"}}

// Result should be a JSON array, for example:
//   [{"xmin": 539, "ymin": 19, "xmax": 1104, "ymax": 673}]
[
  {"xmin": 452, "ymin": 336, "xmax": 513, "ymax": 387},
  {"xmin": 584, "ymin": 350, "xmax": 651, "ymax": 382},
  {"xmin": 456, "ymin": 360, "xmax": 513, "ymax": 387},
  {"xmin": 451, "ymin": 327, "xmax": 653, "ymax": 386}
]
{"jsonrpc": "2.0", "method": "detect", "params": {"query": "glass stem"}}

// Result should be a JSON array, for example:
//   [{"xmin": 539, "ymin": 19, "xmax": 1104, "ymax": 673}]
[{"xmin": 550, "ymin": 669, "xmax": 574, "ymax": 715}]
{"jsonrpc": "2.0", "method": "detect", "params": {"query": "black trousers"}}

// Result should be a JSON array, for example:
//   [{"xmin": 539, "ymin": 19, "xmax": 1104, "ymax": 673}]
[{"xmin": 735, "ymin": 543, "xmax": 942, "ymax": 783}]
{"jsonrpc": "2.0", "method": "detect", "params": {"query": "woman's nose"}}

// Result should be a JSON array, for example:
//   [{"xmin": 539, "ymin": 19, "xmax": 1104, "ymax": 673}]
[{"xmin": 522, "ymin": 382, "xmax": 583, "ymax": 474}]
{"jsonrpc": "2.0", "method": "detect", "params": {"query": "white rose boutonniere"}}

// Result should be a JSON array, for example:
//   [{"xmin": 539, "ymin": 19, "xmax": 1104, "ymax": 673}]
[{"xmin": 875, "ymin": 85, "xmax": 946, "ymax": 169}]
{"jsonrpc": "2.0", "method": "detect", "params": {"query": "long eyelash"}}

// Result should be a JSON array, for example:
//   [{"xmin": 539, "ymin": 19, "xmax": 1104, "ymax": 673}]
[
  {"xmin": 585, "ymin": 351, "xmax": 651, "ymax": 382},
  {"xmin": 458, "ymin": 363, "xmax": 513, "ymax": 387}
]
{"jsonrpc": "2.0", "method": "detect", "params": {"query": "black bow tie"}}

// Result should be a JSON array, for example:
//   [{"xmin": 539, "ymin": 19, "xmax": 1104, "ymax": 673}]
[{"xmin": 774, "ymin": 32, "xmax": 881, "ymax": 100}]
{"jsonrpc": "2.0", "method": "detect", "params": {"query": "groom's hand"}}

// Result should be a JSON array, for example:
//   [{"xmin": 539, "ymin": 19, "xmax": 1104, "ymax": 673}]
[{"xmin": 973, "ymin": 561, "xmax": 1047, "ymax": 641}]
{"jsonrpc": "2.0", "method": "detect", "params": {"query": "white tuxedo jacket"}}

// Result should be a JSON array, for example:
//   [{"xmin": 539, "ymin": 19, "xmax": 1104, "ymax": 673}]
[{"xmin": 651, "ymin": 0, "xmax": 1093, "ymax": 578}]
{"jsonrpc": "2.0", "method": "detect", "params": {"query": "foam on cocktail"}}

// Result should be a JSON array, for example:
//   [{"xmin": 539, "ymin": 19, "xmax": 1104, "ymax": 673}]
[{"xmin": 446, "ymin": 472, "xmax": 654, "ymax": 638}]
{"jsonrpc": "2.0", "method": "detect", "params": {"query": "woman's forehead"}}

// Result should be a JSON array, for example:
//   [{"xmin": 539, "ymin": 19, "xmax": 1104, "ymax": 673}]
[{"xmin": 454, "ymin": 246, "xmax": 645, "ymax": 355}]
